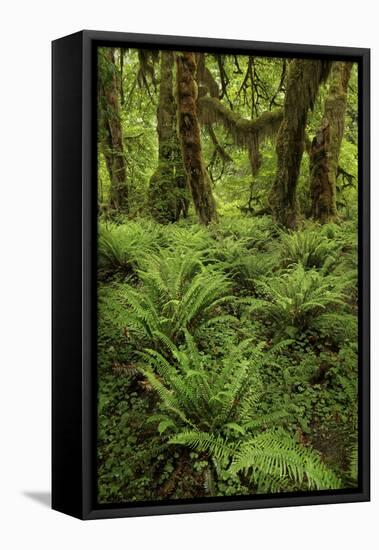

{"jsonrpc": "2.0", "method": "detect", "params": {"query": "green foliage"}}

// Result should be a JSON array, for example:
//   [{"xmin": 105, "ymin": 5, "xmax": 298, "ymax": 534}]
[
  {"xmin": 278, "ymin": 227, "xmax": 339, "ymax": 271},
  {"xmin": 123, "ymin": 249, "xmax": 234, "ymax": 346},
  {"xmin": 211, "ymin": 215, "xmax": 277, "ymax": 250},
  {"xmin": 248, "ymin": 264, "xmax": 349, "ymax": 337},
  {"xmin": 140, "ymin": 334, "xmax": 265, "ymax": 434},
  {"xmin": 230, "ymin": 428, "xmax": 341, "ymax": 491},
  {"xmin": 98, "ymin": 221, "xmax": 160, "ymax": 279},
  {"xmin": 96, "ymin": 47, "xmax": 359, "ymax": 502},
  {"xmin": 97, "ymin": 372, "xmax": 170, "ymax": 503},
  {"xmin": 139, "ymin": 335, "xmax": 340, "ymax": 493},
  {"xmin": 97, "ymin": 217, "xmax": 358, "ymax": 501},
  {"xmin": 312, "ymin": 312, "xmax": 357, "ymax": 346},
  {"xmin": 159, "ymin": 222, "xmax": 214, "ymax": 258},
  {"xmin": 97, "ymin": 283, "xmax": 133, "ymax": 372}
]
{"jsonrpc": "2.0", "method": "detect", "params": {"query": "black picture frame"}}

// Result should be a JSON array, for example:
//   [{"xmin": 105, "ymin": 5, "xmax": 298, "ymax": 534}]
[{"xmin": 52, "ymin": 30, "xmax": 370, "ymax": 520}]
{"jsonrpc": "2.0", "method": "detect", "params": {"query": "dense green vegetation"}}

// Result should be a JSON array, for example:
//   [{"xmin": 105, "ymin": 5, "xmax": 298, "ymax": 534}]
[{"xmin": 97, "ymin": 47, "xmax": 358, "ymax": 503}]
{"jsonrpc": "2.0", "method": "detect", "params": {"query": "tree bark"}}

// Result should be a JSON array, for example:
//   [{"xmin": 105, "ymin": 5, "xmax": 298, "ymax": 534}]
[
  {"xmin": 269, "ymin": 60, "xmax": 331, "ymax": 228},
  {"xmin": 176, "ymin": 52, "xmax": 218, "ymax": 225},
  {"xmin": 148, "ymin": 51, "xmax": 189, "ymax": 223},
  {"xmin": 98, "ymin": 48, "xmax": 129, "ymax": 213},
  {"xmin": 310, "ymin": 62, "xmax": 353, "ymax": 223}
]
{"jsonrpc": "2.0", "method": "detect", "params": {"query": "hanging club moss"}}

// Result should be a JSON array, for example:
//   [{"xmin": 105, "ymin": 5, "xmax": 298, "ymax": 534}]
[{"xmin": 199, "ymin": 95, "xmax": 283, "ymax": 178}]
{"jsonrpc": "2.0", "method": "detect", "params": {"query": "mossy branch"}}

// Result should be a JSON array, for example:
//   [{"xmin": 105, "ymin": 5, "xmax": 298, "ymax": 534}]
[{"xmin": 198, "ymin": 96, "xmax": 283, "ymax": 150}]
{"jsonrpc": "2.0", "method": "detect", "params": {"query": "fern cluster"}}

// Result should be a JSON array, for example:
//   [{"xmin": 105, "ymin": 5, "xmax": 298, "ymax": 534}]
[
  {"xmin": 211, "ymin": 216, "xmax": 277, "ymax": 251},
  {"xmin": 98, "ymin": 216, "xmax": 357, "ymax": 500},
  {"xmin": 247, "ymin": 264, "xmax": 350, "ymax": 338},
  {"xmin": 139, "ymin": 334, "xmax": 341, "ymax": 494},
  {"xmin": 278, "ymin": 228, "xmax": 340, "ymax": 271},
  {"xmin": 98, "ymin": 221, "xmax": 160, "ymax": 279},
  {"xmin": 123, "ymin": 249, "xmax": 234, "ymax": 346}
]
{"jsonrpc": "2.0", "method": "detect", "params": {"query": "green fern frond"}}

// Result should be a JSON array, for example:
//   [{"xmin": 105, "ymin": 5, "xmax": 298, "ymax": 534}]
[
  {"xmin": 231, "ymin": 429, "xmax": 341, "ymax": 490},
  {"xmin": 248, "ymin": 264, "xmax": 349, "ymax": 336},
  {"xmin": 168, "ymin": 431, "xmax": 233, "ymax": 462},
  {"xmin": 278, "ymin": 228, "xmax": 340, "ymax": 271},
  {"xmin": 121, "ymin": 250, "xmax": 233, "ymax": 347}
]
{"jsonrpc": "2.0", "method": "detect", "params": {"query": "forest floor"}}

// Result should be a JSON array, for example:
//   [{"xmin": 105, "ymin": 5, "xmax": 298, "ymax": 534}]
[{"xmin": 97, "ymin": 213, "xmax": 358, "ymax": 503}]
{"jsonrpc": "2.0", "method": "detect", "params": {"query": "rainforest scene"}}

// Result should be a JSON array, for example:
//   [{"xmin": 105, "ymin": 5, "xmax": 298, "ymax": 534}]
[{"xmin": 96, "ymin": 46, "xmax": 359, "ymax": 504}]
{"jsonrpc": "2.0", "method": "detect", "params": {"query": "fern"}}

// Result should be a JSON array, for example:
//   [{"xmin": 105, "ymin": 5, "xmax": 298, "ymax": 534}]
[
  {"xmin": 98, "ymin": 221, "xmax": 159, "ymax": 278},
  {"xmin": 162, "ymin": 224, "xmax": 212, "ymax": 256},
  {"xmin": 230, "ymin": 429, "xmax": 342, "ymax": 491},
  {"xmin": 123, "ymin": 249, "xmax": 234, "ymax": 346},
  {"xmin": 139, "ymin": 337, "xmax": 265, "ymax": 434},
  {"xmin": 208, "ymin": 237, "xmax": 277, "ymax": 292},
  {"xmin": 248, "ymin": 264, "xmax": 349, "ymax": 337},
  {"xmin": 139, "ymin": 337, "xmax": 340, "ymax": 493},
  {"xmin": 278, "ymin": 228, "xmax": 340, "ymax": 271},
  {"xmin": 312, "ymin": 312, "xmax": 358, "ymax": 345},
  {"xmin": 212, "ymin": 215, "xmax": 276, "ymax": 251},
  {"xmin": 169, "ymin": 431, "xmax": 233, "ymax": 463}
]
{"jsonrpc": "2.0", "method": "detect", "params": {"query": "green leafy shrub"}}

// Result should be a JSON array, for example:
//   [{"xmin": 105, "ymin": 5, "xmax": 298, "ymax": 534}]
[
  {"xmin": 97, "ymin": 372, "xmax": 167, "ymax": 503},
  {"xmin": 312, "ymin": 312, "xmax": 358, "ymax": 346},
  {"xmin": 97, "ymin": 283, "xmax": 135, "ymax": 373},
  {"xmin": 206, "ymin": 237, "xmax": 278, "ymax": 293}
]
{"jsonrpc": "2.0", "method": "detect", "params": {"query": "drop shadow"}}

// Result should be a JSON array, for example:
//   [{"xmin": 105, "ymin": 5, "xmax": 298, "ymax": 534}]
[{"xmin": 22, "ymin": 491, "xmax": 51, "ymax": 508}]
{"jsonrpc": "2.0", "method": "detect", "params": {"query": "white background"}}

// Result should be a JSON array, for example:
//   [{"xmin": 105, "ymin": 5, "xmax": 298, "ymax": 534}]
[{"xmin": 0, "ymin": 0, "xmax": 376, "ymax": 548}]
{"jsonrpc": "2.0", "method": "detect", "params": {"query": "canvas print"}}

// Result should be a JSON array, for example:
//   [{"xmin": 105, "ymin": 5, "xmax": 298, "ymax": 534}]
[{"xmin": 96, "ymin": 47, "xmax": 359, "ymax": 505}]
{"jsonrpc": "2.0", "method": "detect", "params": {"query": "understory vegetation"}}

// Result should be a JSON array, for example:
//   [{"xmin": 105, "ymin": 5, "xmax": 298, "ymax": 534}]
[{"xmin": 96, "ymin": 47, "xmax": 359, "ymax": 503}]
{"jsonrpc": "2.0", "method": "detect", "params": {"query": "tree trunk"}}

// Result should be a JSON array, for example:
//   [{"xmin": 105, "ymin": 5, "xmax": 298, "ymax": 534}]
[
  {"xmin": 149, "ymin": 51, "xmax": 189, "ymax": 223},
  {"xmin": 176, "ymin": 52, "xmax": 218, "ymax": 225},
  {"xmin": 270, "ymin": 60, "xmax": 331, "ymax": 228},
  {"xmin": 310, "ymin": 62, "xmax": 353, "ymax": 223},
  {"xmin": 98, "ymin": 48, "xmax": 128, "ymax": 213}
]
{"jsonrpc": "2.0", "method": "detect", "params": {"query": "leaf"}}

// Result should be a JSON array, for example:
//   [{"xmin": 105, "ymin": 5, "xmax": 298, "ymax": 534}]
[
  {"xmin": 158, "ymin": 419, "xmax": 176, "ymax": 435},
  {"xmin": 225, "ymin": 423, "xmax": 245, "ymax": 435}
]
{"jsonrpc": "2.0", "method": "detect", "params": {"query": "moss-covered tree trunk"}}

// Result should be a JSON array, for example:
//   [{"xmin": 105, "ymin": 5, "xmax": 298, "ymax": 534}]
[
  {"xmin": 176, "ymin": 52, "xmax": 218, "ymax": 225},
  {"xmin": 98, "ymin": 48, "xmax": 129, "ymax": 213},
  {"xmin": 149, "ymin": 51, "xmax": 189, "ymax": 223},
  {"xmin": 310, "ymin": 62, "xmax": 353, "ymax": 223},
  {"xmin": 270, "ymin": 60, "xmax": 331, "ymax": 228}
]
